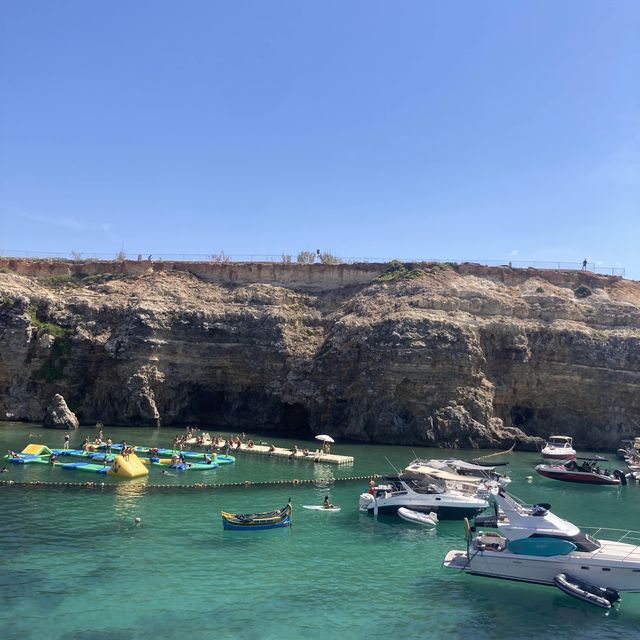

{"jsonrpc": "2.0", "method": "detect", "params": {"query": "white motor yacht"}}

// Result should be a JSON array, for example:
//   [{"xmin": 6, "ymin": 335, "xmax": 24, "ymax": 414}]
[
  {"xmin": 406, "ymin": 458, "xmax": 511, "ymax": 487},
  {"xmin": 359, "ymin": 475, "xmax": 488, "ymax": 520},
  {"xmin": 540, "ymin": 435, "xmax": 576, "ymax": 460},
  {"xmin": 443, "ymin": 489, "xmax": 640, "ymax": 592}
]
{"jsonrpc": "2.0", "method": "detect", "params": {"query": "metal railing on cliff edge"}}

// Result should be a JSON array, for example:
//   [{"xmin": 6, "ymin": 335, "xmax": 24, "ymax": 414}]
[{"xmin": 0, "ymin": 249, "xmax": 626, "ymax": 277}]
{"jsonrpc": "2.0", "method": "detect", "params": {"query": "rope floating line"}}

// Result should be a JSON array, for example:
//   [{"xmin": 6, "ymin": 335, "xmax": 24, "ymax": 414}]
[{"xmin": 0, "ymin": 474, "xmax": 381, "ymax": 491}]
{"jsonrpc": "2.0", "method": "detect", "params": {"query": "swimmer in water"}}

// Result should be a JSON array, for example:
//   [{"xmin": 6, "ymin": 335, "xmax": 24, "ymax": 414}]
[
  {"xmin": 28, "ymin": 432, "xmax": 41, "ymax": 437},
  {"xmin": 161, "ymin": 470, "xmax": 175, "ymax": 476}
]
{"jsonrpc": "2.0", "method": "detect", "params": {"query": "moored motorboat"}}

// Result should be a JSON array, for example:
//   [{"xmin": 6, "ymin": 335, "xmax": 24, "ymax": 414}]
[
  {"xmin": 535, "ymin": 457, "xmax": 627, "ymax": 486},
  {"xmin": 397, "ymin": 507, "xmax": 438, "ymax": 526},
  {"xmin": 407, "ymin": 458, "xmax": 511, "ymax": 487},
  {"xmin": 540, "ymin": 435, "xmax": 576, "ymax": 460},
  {"xmin": 617, "ymin": 437, "xmax": 640, "ymax": 460},
  {"xmin": 221, "ymin": 502, "xmax": 292, "ymax": 531},
  {"xmin": 359, "ymin": 475, "xmax": 488, "ymax": 520},
  {"xmin": 442, "ymin": 489, "xmax": 640, "ymax": 594}
]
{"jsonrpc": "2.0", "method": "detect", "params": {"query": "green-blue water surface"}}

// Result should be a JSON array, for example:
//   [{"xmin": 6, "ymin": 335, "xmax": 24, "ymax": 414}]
[{"xmin": 1, "ymin": 424, "xmax": 639, "ymax": 640}]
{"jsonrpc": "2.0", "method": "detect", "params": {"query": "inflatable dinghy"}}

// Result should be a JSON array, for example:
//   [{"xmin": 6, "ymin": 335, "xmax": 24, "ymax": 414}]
[
  {"xmin": 397, "ymin": 507, "xmax": 438, "ymax": 526},
  {"xmin": 553, "ymin": 572, "xmax": 620, "ymax": 609}
]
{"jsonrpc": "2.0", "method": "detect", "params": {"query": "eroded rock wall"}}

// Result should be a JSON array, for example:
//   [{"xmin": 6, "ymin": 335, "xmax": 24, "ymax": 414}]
[{"xmin": 0, "ymin": 261, "xmax": 638, "ymax": 449}]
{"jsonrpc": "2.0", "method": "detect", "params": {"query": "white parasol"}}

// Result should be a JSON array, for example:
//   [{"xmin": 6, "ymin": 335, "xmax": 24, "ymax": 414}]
[{"xmin": 315, "ymin": 434, "xmax": 335, "ymax": 443}]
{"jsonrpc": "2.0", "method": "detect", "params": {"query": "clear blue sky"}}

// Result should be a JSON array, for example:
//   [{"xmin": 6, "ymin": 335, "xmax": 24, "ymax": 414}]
[{"xmin": 1, "ymin": 2, "xmax": 639, "ymax": 276}]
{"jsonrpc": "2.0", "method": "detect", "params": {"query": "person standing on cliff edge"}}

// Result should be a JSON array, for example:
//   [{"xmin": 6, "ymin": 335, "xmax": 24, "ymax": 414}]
[{"xmin": 582, "ymin": 258, "xmax": 587, "ymax": 270}]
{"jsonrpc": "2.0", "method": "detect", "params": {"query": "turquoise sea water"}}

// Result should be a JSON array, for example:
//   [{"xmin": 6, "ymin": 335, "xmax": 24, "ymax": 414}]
[{"xmin": 1, "ymin": 423, "xmax": 640, "ymax": 640}]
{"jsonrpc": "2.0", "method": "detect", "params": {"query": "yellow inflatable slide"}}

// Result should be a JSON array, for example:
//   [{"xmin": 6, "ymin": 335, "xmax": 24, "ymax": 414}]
[
  {"xmin": 22, "ymin": 444, "xmax": 52, "ymax": 455},
  {"xmin": 108, "ymin": 452, "xmax": 149, "ymax": 478}
]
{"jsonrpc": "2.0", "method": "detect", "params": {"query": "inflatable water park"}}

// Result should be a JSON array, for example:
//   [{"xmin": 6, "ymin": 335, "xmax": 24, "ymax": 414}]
[{"xmin": 4, "ymin": 442, "xmax": 236, "ymax": 479}]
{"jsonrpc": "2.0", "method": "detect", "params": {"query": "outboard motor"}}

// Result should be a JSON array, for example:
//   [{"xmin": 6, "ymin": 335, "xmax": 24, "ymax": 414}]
[
  {"xmin": 359, "ymin": 492, "xmax": 374, "ymax": 512},
  {"xmin": 614, "ymin": 469, "xmax": 628, "ymax": 486}
]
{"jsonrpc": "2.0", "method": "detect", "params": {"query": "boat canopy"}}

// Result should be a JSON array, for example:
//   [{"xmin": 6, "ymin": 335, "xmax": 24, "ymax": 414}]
[
  {"xmin": 403, "ymin": 464, "xmax": 483, "ymax": 484},
  {"xmin": 448, "ymin": 459, "xmax": 496, "ymax": 473}
]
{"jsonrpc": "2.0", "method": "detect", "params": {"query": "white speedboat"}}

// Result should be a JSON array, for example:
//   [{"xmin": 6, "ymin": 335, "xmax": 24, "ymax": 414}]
[
  {"xmin": 359, "ymin": 475, "xmax": 488, "ymax": 520},
  {"xmin": 540, "ymin": 435, "xmax": 576, "ymax": 460},
  {"xmin": 443, "ymin": 489, "xmax": 640, "ymax": 592}
]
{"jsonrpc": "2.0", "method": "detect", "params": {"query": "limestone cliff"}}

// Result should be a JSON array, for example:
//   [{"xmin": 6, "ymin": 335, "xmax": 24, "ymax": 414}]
[{"xmin": 0, "ymin": 259, "xmax": 639, "ymax": 450}]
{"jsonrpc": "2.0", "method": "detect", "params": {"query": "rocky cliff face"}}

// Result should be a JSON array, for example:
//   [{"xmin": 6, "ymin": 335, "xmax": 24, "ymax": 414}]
[{"xmin": 0, "ymin": 259, "xmax": 639, "ymax": 449}]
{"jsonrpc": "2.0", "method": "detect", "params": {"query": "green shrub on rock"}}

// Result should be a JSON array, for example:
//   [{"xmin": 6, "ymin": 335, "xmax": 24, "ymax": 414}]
[
  {"xmin": 374, "ymin": 260, "xmax": 426, "ymax": 283},
  {"xmin": 574, "ymin": 285, "xmax": 592, "ymax": 299}
]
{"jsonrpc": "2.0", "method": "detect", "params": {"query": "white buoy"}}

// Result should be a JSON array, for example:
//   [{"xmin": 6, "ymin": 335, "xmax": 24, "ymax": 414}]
[{"xmin": 526, "ymin": 476, "xmax": 533, "ymax": 483}]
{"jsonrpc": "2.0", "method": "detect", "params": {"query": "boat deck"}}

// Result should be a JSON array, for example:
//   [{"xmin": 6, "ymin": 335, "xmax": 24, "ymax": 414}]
[
  {"xmin": 186, "ymin": 439, "xmax": 354, "ymax": 465},
  {"xmin": 592, "ymin": 540, "xmax": 640, "ymax": 563}
]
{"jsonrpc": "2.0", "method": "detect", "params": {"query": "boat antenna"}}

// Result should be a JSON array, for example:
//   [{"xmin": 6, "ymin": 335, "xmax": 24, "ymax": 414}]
[{"xmin": 384, "ymin": 457, "xmax": 401, "ymax": 476}]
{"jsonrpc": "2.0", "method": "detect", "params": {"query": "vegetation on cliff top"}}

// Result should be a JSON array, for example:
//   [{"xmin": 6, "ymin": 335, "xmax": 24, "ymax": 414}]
[{"xmin": 373, "ymin": 260, "xmax": 454, "ymax": 283}]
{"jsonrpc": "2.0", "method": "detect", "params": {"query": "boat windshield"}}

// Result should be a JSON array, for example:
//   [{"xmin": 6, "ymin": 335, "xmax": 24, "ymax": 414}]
[
  {"xmin": 548, "ymin": 437, "xmax": 572, "ymax": 447},
  {"xmin": 405, "ymin": 479, "xmax": 446, "ymax": 494}
]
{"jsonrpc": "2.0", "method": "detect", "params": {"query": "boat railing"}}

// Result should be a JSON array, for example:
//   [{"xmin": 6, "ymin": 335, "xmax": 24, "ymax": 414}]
[
  {"xmin": 581, "ymin": 527, "xmax": 640, "ymax": 559},
  {"xmin": 581, "ymin": 526, "xmax": 640, "ymax": 543}
]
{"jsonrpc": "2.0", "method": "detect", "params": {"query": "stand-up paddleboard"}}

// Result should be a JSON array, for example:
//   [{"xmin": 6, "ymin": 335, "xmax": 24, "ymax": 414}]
[{"xmin": 302, "ymin": 505, "xmax": 341, "ymax": 512}]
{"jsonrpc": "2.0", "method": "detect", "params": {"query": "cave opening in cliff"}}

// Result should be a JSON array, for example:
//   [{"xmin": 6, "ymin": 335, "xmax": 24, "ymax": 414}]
[
  {"xmin": 511, "ymin": 405, "xmax": 535, "ymax": 427},
  {"xmin": 280, "ymin": 403, "xmax": 310, "ymax": 435},
  {"xmin": 189, "ymin": 387, "xmax": 227, "ymax": 422}
]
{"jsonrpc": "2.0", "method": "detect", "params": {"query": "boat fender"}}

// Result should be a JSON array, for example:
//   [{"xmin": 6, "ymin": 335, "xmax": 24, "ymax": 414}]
[{"xmin": 614, "ymin": 469, "xmax": 628, "ymax": 486}]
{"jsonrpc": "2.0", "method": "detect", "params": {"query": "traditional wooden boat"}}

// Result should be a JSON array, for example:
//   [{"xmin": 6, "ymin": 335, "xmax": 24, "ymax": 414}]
[{"xmin": 221, "ymin": 502, "xmax": 292, "ymax": 530}]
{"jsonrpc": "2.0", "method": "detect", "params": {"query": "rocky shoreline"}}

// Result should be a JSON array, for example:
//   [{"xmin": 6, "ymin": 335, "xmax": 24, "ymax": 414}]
[{"xmin": 1, "ymin": 259, "xmax": 638, "ymax": 450}]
